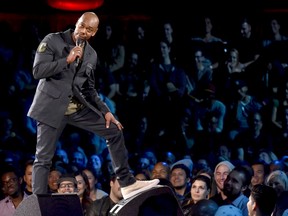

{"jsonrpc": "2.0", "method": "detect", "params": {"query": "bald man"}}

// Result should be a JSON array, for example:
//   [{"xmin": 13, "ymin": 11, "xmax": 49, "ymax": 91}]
[{"xmin": 28, "ymin": 12, "xmax": 159, "ymax": 198}]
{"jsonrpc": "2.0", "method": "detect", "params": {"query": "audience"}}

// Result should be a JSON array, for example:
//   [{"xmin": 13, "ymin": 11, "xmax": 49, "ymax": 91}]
[{"xmin": 2, "ymin": 13, "xmax": 288, "ymax": 216}]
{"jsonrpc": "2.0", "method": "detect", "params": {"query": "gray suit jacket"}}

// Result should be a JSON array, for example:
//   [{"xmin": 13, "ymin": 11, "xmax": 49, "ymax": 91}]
[{"xmin": 28, "ymin": 29, "xmax": 110, "ymax": 128}]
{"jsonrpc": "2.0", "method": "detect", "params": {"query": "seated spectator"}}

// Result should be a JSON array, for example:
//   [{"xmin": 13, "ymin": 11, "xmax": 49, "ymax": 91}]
[
  {"xmin": 0, "ymin": 164, "xmax": 28, "ymax": 216},
  {"xmin": 151, "ymin": 161, "xmax": 170, "ymax": 180},
  {"xmin": 135, "ymin": 172, "xmax": 149, "ymax": 181},
  {"xmin": 85, "ymin": 174, "xmax": 123, "ymax": 216},
  {"xmin": 265, "ymin": 170, "xmax": 288, "ymax": 197},
  {"xmin": 226, "ymin": 79, "xmax": 263, "ymax": 142},
  {"xmin": 181, "ymin": 175, "xmax": 211, "ymax": 215},
  {"xmin": 272, "ymin": 191, "xmax": 288, "ymax": 216},
  {"xmin": 47, "ymin": 167, "xmax": 62, "ymax": 194},
  {"xmin": 170, "ymin": 163, "xmax": 191, "ymax": 204},
  {"xmin": 22, "ymin": 159, "xmax": 33, "ymax": 196},
  {"xmin": 234, "ymin": 111, "xmax": 274, "ymax": 164},
  {"xmin": 74, "ymin": 170, "xmax": 93, "ymax": 215},
  {"xmin": 215, "ymin": 204, "xmax": 242, "ymax": 216},
  {"xmin": 257, "ymin": 148, "xmax": 278, "ymax": 166},
  {"xmin": 189, "ymin": 199, "xmax": 218, "ymax": 216},
  {"xmin": 250, "ymin": 160, "xmax": 270, "ymax": 188},
  {"xmin": 87, "ymin": 154, "xmax": 103, "ymax": 180},
  {"xmin": 83, "ymin": 167, "xmax": 108, "ymax": 201},
  {"xmin": 194, "ymin": 84, "xmax": 226, "ymax": 134},
  {"xmin": 210, "ymin": 160, "xmax": 235, "ymax": 205},
  {"xmin": 222, "ymin": 165, "xmax": 252, "ymax": 216},
  {"xmin": 70, "ymin": 147, "xmax": 88, "ymax": 172},
  {"xmin": 269, "ymin": 159, "xmax": 285, "ymax": 173},
  {"xmin": 57, "ymin": 173, "xmax": 78, "ymax": 194},
  {"xmin": 162, "ymin": 151, "xmax": 176, "ymax": 167},
  {"xmin": 247, "ymin": 184, "xmax": 277, "ymax": 216}
]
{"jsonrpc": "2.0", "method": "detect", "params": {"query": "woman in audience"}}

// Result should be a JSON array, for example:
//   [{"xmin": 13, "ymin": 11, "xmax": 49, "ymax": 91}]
[
  {"xmin": 74, "ymin": 170, "xmax": 93, "ymax": 215},
  {"xmin": 83, "ymin": 167, "xmax": 108, "ymax": 201},
  {"xmin": 181, "ymin": 174, "xmax": 211, "ymax": 216},
  {"xmin": 265, "ymin": 170, "xmax": 288, "ymax": 197}
]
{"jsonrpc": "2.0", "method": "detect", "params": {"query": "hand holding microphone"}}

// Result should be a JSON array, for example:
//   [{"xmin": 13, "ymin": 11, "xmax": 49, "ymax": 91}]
[
  {"xmin": 75, "ymin": 38, "xmax": 84, "ymax": 67},
  {"xmin": 66, "ymin": 38, "xmax": 85, "ymax": 66}
]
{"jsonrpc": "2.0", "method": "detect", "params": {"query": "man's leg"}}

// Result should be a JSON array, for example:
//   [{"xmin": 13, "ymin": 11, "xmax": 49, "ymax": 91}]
[
  {"xmin": 70, "ymin": 108, "xmax": 159, "ymax": 199},
  {"xmin": 32, "ymin": 121, "xmax": 65, "ymax": 194}
]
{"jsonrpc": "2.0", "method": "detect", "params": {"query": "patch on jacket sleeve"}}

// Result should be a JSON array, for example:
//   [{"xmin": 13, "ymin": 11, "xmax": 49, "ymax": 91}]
[{"xmin": 37, "ymin": 42, "xmax": 47, "ymax": 53}]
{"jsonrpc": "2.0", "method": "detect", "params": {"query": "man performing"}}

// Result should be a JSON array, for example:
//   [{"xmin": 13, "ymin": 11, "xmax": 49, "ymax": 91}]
[{"xmin": 28, "ymin": 11, "xmax": 159, "ymax": 199}]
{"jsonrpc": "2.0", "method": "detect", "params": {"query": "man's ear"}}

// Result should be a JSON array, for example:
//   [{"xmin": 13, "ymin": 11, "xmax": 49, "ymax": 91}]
[
  {"xmin": 241, "ymin": 185, "xmax": 248, "ymax": 193},
  {"xmin": 252, "ymin": 201, "xmax": 257, "ymax": 211},
  {"xmin": 92, "ymin": 28, "xmax": 98, "ymax": 37},
  {"xmin": 18, "ymin": 177, "xmax": 23, "ymax": 185}
]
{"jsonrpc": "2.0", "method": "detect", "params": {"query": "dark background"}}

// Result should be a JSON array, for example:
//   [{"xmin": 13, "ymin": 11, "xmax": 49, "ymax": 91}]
[{"xmin": 1, "ymin": 0, "xmax": 287, "ymax": 33}]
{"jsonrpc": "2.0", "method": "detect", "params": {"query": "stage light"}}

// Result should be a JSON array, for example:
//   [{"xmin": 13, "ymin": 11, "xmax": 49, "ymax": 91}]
[{"xmin": 47, "ymin": 0, "xmax": 104, "ymax": 11}]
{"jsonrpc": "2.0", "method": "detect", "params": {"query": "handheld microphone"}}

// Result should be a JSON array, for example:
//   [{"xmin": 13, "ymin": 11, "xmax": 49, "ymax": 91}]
[{"xmin": 75, "ymin": 38, "xmax": 84, "ymax": 67}]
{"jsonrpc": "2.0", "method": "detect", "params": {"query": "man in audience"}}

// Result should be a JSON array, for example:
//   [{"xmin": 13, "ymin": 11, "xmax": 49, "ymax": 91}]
[
  {"xmin": 57, "ymin": 173, "xmax": 78, "ymax": 194},
  {"xmin": 222, "ymin": 165, "xmax": 252, "ymax": 216},
  {"xmin": 170, "ymin": 163, "xmax": 191, "ymax": 204},
  {"xmin": 210, "ymin": 160, "xmax": 235, "ymax": 205},
  {"xmin": 23, "ymin": 159, "xmax": 34, "ymax": 196},
  {"xmin": 0, "ymin": 164, "xmax": 27, "ymax": 216},
  {"xmin": 86, "ymin": 173, "xmax": 122, "ymax": 216},
  {"xmin": 151, "ymin": 161, "xmax": 170, "ymax": 180},
  {"xmin": 247, "ymin": 184, "xmax": 277, "ymax": 216}
]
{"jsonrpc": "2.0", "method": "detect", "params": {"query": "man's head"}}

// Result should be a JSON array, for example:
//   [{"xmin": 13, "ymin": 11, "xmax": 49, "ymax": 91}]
[
  {"xmin": 223, "ymin": 166, "xmax": 252, "ymax": 201},
  {"xmin": 170, "ymin": 164, "xmax": 191, "ymax": 190},
  {"xmin": 214, "ymin": 160, "xmax": 235, "ymax": 191},
  {"xmin": 191, "ymin": 199, "xmax": 218, "ymax": 216},
  {"xmin": 251, "ymin": 160, "xmax": 269, "ymax": 186},
  {"xmin": 1, "ymin": 164, "xmax": 23, "ymax": 198},
  {"xmin": 57, "ymin": 173, "xmax": 77, "ymax": 194},
  {"xmin": 247, "ymin": 184, "xmax": 277, "ymax": 216},
  {"xmin": 109, "ymin": 174, "xmax": 123, "ymax": 203},
  {"xmin": 73, "ymin": 12, "xmax": 99, "ymax": 43},
  {"xmin": 23, "ymin": 159, "xmax": 34, "ymax": 191},
  {"xmin": 151, "ymin": 162, "xmax": 170, "ymax": 180}
]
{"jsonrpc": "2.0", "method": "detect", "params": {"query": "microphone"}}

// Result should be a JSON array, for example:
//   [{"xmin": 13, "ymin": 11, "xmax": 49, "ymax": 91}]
[{"xmin": 75, "ymin": 38, "xmax": 84, "ymax": 67}]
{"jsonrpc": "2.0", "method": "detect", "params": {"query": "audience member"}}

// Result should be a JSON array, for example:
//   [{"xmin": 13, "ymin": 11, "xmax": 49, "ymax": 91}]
[
  {"xmin": 189, "ymin": 199, "xmax": 218, "ymax": 216},
  {"xmin": 170, "ymin": 163, "xmax": 191, "ymax": 204},
  {"xmin": 247, "ymin": 184, "xmax": 277, "ymax": 216},
  {"xmin": 222, "ymin": 165, "xmax": 253, "ymax": 216},
  {"xmin": 272, "ymin": 190, "xmax": 288, "ymax": 216},
  {"xmin": 250, "ymin": 160, "xmax": 270, "ymax": 188},
  {"xmin": 146, "ymin": 38, "xmax": 187, "ymax": 155},
  {"xmin": 0, "ymin": 164, "xmax": 27, "ymax": 216},
  {"xmin": 151, "ymin": 161, "xmax": 170, "ymax": 180},
  {"xmin": 85, "ymin": 174, "xmax": 123, "ymax": 216},
  {"xmin": 57, "ymin": 173, "xmax": 78, "ymax": 194},
  {"xmin": 83, "ymin": 167, "xmax": 108, "ymax": 201},
  {"xmin": 74, "ymin": 170, "xmax": 93, "ymax": 214},
  {"xmin": 215, "ymin": 204, "xmax": 243, "ymax": 216},
  {"xmin": 22, "ymin": 159, "xmax": 33, "ymax": 196},
  {"xmin": 181, "ymin": 174, "xmax": 211, "ymax": 215},
  {"xmin": 265, "ymin": 170, "xmax": 288, "ymax": 197},
  {"xmin": 47, "ymin": 167, "xmax": 62, "ymax": 194},
  {"xmin": 210, "ymin": 160, "xmax": 235, "ymax": 205}
]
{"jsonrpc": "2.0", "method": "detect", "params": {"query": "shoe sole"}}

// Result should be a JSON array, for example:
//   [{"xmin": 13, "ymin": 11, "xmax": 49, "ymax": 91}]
[{"xmin": 123, "ymin": 179, "xmax": 160, "ymax": 199}]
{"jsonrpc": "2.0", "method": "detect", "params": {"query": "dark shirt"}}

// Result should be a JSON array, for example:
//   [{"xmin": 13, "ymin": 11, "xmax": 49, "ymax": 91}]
[
  {"xmin": 85, "ymin": 195, "xmax": 116, "ymax": 216},
  {"xmin": 209, "ymin": 192, "xmax": 226, "ymax": 206}
]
